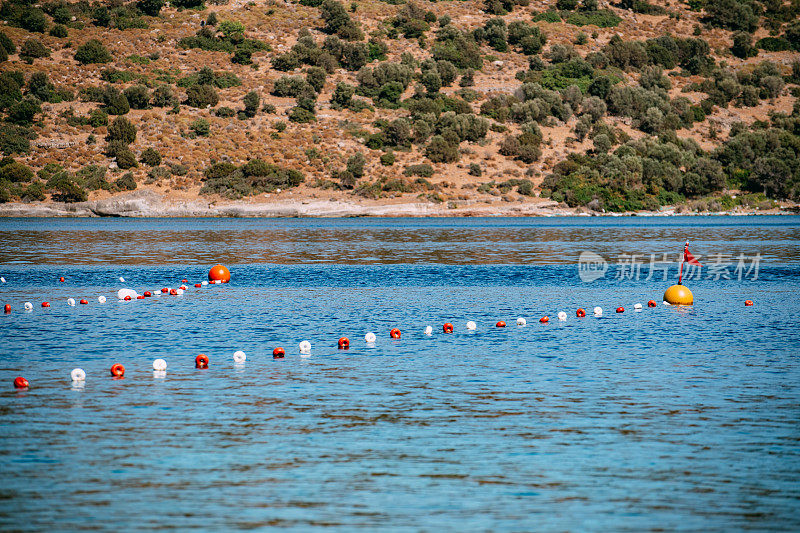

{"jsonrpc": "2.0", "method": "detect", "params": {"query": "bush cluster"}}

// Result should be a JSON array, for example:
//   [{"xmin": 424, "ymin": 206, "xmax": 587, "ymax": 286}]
[{"xmin": 200, "ymin": 159, "xmax": 305, "ymax": 198}]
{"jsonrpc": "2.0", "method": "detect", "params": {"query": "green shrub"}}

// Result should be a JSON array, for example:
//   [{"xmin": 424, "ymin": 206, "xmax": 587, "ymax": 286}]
[
  {"xmin": 185, "ymin": 85, "xmax": 219, "ymax": 107},
  {"xmin": 9, "ymin": 97, "xmax": 41, "ymax": 126},
  {"xmin": 380, "ymin": 151, "xmax": 395, "ymax": 166},
  {"xmin": 320, "ymin": 0, "xmax": 363, "ymax": 40},
  {"xmin": 140, "ymin": 147, "xmax": 162, "ymax": 166},
  {"xmin": 75, "ymin": 39, "xmax": 112, "ymax": 64},
  {"xmin": 403, "ymin": 164, "xmax": 434, "ymax": 177},
  {"xmin": 19, "ymin": 38, "xmax": 50, "ymax": 63},
  {"xmin": 49, "ymin": 24, "xmax": 69, "ymax": 38},
  {"xmin": 756, "ymin": 37, "xmax": 791, "ymax": 52},
  {"xmin": 114, "ymin": 172, "xmax": 137, "ymax": 191},
  {"xmin": 49, "ymin": 173, "xmax": 88, "ymax": 202},
  {"xmin": 0, "ymin": 161, "xmax": 34, "ymax": 182},
  {"xmin": 124, "ymin": 85, "xmax": 150, "ymax": 109},
  {"xmin": 243, "ymin": 91, "xmax": 259, "ymax": 117},
  {"xmin": 104, "ymin": 88, "xmax": 130, "ymax": 115},
  {"xmin": 152, "ymin": 85, "xmax": 178, "ymax": 108},
  {"xmin": 288, "ymin": 106, "xmax": 316, "ymax": 123},
  {"xmin": 76, "ymin": 165, "xmax": 110, "ymax": 190},
  {"xmin": 137, "ymin": 0, "xmax": 165, "ymax": 16},
  {"xmin": 0, "ymin": 31, "xmax": 16, "ymax": 55},
  {"xmin": 107, "ymin": 117, "xmax": 137, "ymax": 144},
  {"xmin": 190, "ymin": 118, "xmax": 211, "ymax": 136},
  {"xmin": 115, "ymin": 147, "xmax": 138, "ymax": 169},
  {"xmin": 19, "ymin": 8, "xmax": 48, "ymax": 33}
]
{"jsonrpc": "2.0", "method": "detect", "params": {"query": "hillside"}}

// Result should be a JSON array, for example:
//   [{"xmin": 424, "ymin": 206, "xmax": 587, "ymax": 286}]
[{"xmin": 0, "ymin": 0, "xmax": 799, "ymax": 215}]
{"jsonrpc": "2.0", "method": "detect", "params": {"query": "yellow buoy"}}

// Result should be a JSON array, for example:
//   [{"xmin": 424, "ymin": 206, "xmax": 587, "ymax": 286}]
[{"xmin": 664, "ymin": 284, "xmax": 693, "ymax": 305}]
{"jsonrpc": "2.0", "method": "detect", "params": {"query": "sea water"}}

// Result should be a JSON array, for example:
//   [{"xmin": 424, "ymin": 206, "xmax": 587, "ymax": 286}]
[{"xmin": 0, "ymin": 216, "xmax": 798, "ymax": 531}]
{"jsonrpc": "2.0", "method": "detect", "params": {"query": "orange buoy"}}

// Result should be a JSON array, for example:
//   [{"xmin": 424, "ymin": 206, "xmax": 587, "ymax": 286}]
[
  {"xmin": 390, "ymin": 328, "xmax": 401, "ymax": 339},
  {"xmin": 443, "ymin": 322, "xmax": 453, "ymax": 333},
  {"xmin": 42, "ymin": 302, "xmax": 50, "ymax": 308},
  {"xmin": 161, "ymin": 288, "xmax": 169, "ymax": 294},
  {"xmin": 616, "ymin": 306, "xmax": 624, "ymax": 313},
  {"xmin": 195, "ymin": 283, "xmax": 201, "ymax": 288},
  {"xmin": 208, "ymin": 264, "xmax": 231, "ymax": 283},
  {"xmin": 539, "ymin": 316, "xmax": 549, "ymax": 323},
  {"xmin": 110, "ymin": 364, "xmax": 125, "ymax": 378},
  {"xmin": 4, "ymin": 304, "xmax": 10, "ymax": 314},
  {"xmin": 273, "ymin": 347, "xmax": 285, "ymax": 359},
  {"xmin": 648, "ymin": 300, "xmax": 657, "ymax": 307},
  {"xmin": 13, "ymin": 376, "xmax": 29, "ymax": 389},
  {"xmin": 338, "ymin": 337, "xmax": 350, "ymax": 350},
  {"xmin": 144, "ymin": 291, "xmax": 152, "ymax": 297},
  {"xmin": 745, "ymin": 300, "xmax": 753, "ymax": 306},
  {"xmin": 79, "ymin": 299, "xmax": 88, "ymax": 304},
  {"xmin": 195, "ymin": 354, "xmax": 209, "ymax": 368},
  {"xmin": 576, "ymin": 308, "xmax": 586, "ymax": 317},
  {"xmin": 496, "ymin": 321, "xmax": 506, "ymax": 327},
  {"xmin": 59, "ymin": 277, "xmax": 65, "ymax": 282}
]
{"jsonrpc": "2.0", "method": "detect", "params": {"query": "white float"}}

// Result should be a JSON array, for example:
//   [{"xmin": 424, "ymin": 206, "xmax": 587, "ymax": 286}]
[
  {"xmin": 117, "ymin": 288, "xmax": 138, "ymax": 300},
  {"xmin": 466, "ymin": 321, "xmax": 477, "ymax": 330},
  {"xmin": 593, "ymin": 306, "xmax": 603, "ymax": 317},
  {"xmin": 98, "ymin": 295, "xmax": 107, "ymax": 303},
  {"xmin": 299, "ymin": 340, "xmax": 311, "ymax": 354},
  {"xmin": 119, "ymin": 277, "xmax": 125, "ymax": 282},
  {"xmin": 201, "ymin": 281, "xmax": 208, "ymax": 286},
  {"xmin": 176, "ymin": 289, "xmax": 184, "ymax": 295},
  {"xmin": 0, "ymin": 277, "xmax": 5, "ymax": 283},
  {"xmin": 233, "ymin": 351, "xmax": 246, "ymax": 363},
  {"xmin": 70, "ymin": 368, "xmax": 86, "ymax": 381},
  {"xmin": 424, "ymin": 325, "xmax": 433, "ymax": 335},
  {"xmin": 634, "ymin": 303, "xmax": 643, "ymax": 311},
  {"xmin": 516, "ymin": 317, "xmax": 527, "ymax": 326},
  {"xmin": 24, "ymin": 302, "xmax": 33, "ymax": 311},
  {"xmin": 557, "ymin": 311, "xmax": 567, "ymax": 321},
  {"xmin": 364, "ymin": 332, "xmax": 376, "ymax": 343},
  {"xmin": 153, "ymin": 358, "xmax": 167, "ymax": 371},
  {"xmin": 67, "ymin": 298, "xmax": 76, "ymax": 306}
]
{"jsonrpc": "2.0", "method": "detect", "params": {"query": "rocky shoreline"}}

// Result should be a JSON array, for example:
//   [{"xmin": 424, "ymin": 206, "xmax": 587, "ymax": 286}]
[{"xmin": 0, "ymin": 190, "xmax": 795, "ymax": 218}]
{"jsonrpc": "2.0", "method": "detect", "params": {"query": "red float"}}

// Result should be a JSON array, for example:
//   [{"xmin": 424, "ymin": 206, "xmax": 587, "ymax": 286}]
[
  {"xmin": 41, "ymin": 302, "xmax": 50, "ymax": 308},
  {"xmin": 273, "ymin": 347, "xmax": 285, "ymax": 359},
  {"xmin": 195, "ymin": 283, "xmax": 201, "ymax": 288},
  {"xmin": 181, "ymin": 279, "xmax": 188, "ymax": 283},
  {"xmin": 13, "ymin": 376, "xmax": 29, "ymax": 389},
  {"xmin": 4, "ymin": 304, "xmax": 10, "ymax": 314},
  {"xmin": 390, "ymin": 328, "xmax": 401, "ymax": 339},
  {"xmin": 208, "ymin": 264, "xmax": 231, "ymax": 283},
  {"xmin": 338, "ymin": 337, "xmax": 350, "ymax": 350},
  {"xmin": 124, "ymin": 295, "xmax": 131, "ymax": 301},
  {"xmin": 110, "ymin": 364, "xmax": 125, "ymax": 378},
  {"xmin": 576, "ymin": 308, "xmax": 586, "ymax": 317},
  {"xmin": 745, "ymin": 300, "xmax": 753, "ymax": 306},
  {"xmin": 616, "ymin": 307, "xmax": 624, "ymax": 313},
  {"xmin": 169, "ymin": 289, "xmax": 178, "ymax": 295},
  {"xmin": 80, "ymin": 299, "xmax": 88, "ymax": 305},
  {"xmin": 144, "ymin": 291, "xmax": 152, "ymax": 297},
  {"xmin": 647, "ymin": 300, "xmax": 657, "ymax": 307},
  {"xmin": 59, "ymin": 277, "xmax": 65, "ymax": 282},
  {"xmin": 496, "ymin": 321, "xmax": 506, "ymax": 327},
  {"xmin": 137, "ymin": 295, "xmax": 145, "ymax": 299},
  {"xmin": 540, "ymin": 316, "xmax": 549, "ymax": 323},
  {"xmin": 195, "ymin": 354, "xmax": 209, "ymax": 368},
  {"xmin": 443, "ymin": 322, "xmax": 454, "ymax": 333}
]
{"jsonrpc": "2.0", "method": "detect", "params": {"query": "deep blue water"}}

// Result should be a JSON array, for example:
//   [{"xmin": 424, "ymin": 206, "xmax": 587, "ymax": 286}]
[{"xmin": 0, "ymin": 216, "xmax": 799, "ymax": 531}]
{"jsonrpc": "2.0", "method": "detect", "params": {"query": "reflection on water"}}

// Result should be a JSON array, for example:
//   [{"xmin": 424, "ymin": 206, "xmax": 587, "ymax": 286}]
[
  {"xmin": 0, "ymin": 217, "xmax": 799, "ymax": 531},
  {"xmin": 0, "ymin": 216, "xmax": 799, "ymax": 265}
]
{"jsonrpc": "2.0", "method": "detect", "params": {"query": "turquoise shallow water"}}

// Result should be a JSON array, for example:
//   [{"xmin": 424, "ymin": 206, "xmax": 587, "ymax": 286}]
[{"xmin": 0, "ymin": 216, "xmax": 799, "ymax": 531}]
